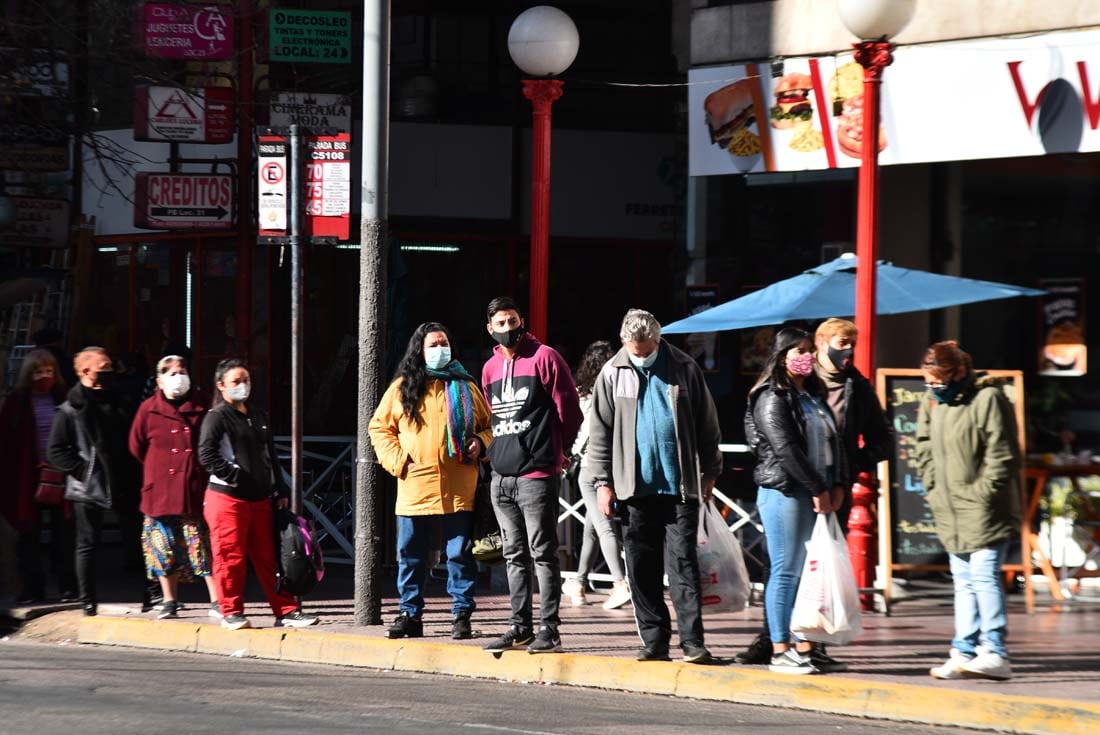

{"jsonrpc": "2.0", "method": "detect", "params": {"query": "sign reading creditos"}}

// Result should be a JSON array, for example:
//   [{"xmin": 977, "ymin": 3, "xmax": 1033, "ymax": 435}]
[{"xmin": 269, "ymin": 9, "xmax": 351, "ymax": 64}]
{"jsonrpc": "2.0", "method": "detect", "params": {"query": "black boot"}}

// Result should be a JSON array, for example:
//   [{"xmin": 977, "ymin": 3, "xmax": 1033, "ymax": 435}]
[
  {"xmin": 83, "ymin": 602, "xmax": 97, "ymax": 617},
  {"xmin": 452, "ymin": 610, "xmax": 472, "ymax": 640},
  {"xmin": 385, "ymin": 611, "xmax": 423, "ymax": 639}
]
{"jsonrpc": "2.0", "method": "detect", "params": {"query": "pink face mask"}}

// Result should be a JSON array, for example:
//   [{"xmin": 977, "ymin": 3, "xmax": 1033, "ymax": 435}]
[{"xmin": 787, "ymin": 352, "xmax": 815, "ymax": 376}]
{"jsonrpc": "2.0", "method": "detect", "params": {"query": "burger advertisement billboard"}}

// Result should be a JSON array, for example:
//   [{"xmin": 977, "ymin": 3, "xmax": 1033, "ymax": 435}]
[{"xmin": 690, "ymin": 27, "xmax": 1100, "ymax": 176}]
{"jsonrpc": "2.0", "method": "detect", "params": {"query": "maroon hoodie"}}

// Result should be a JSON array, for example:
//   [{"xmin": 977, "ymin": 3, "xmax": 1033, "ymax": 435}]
[{"xmin": 481, "ymin": 333, "xmax": 582, "ymax": 478}]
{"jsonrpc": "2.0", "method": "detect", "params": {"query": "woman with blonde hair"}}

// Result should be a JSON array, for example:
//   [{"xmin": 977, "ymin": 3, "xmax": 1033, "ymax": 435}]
[{"xmin": 0, "ymin": 348, "xmax": 76, "ymax": 603}]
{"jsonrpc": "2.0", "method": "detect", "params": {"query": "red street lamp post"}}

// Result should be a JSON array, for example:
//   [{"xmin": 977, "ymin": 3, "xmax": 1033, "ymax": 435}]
[
  {"xmin": 839, "ymin": 0, "xmax": 916, "ymax": 610},
  {"xmin": 508, "ymin": 6, "xmax": 579, "ymax": 341}
]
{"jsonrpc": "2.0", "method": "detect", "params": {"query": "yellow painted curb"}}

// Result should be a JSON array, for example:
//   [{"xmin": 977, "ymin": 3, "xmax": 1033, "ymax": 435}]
[
  {"xmin": 196, "ymin": 625, "xmax": 283, "ymax": 659},
  {"xmin": 79, "ymin": 616, "xmax": 198, "ymax": 652},
  {"xmin": 75, "ymin": 617, "xmax": 1100, "ymax": 735},
  {"xmin": 540, "ymin": 654, "xmax": 680, "ymax": 696}
]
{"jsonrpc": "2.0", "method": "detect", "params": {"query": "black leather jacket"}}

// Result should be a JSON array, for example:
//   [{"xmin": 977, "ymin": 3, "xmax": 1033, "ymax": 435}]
[
  {"xmin": 830, "ymin": 367, "xmax": 892, "ymax": 477},
  {"xmin": 745, "ymin": 382, "xmax": 842, "ymax": 496}
]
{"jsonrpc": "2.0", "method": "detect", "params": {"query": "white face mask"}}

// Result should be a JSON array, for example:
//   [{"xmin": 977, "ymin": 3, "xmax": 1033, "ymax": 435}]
[
  {"xmin": 424, "ymin": 345, "xmax": 451, "ymax": 370},
  {"xmin": 160, "ymin": 373, "xmax": 191, "ymax": 399},
  {"xmin": 628, "ymin": 349, "xmax": 658, "ymax": 370},
  {"xmin": 225, "ymin": 383, "xmax": 250, "ymax": 403}
]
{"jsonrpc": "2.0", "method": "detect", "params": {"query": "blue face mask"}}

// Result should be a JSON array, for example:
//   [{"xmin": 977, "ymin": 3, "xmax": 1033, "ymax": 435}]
[
  {"xmin": 628, "ymin": 348, "xmax": 659, "ymax": 370},
  {"xmin": 425, "ymin": 346, "xmax": 451, "ymax": 371},
  {"xmin": 930, "ymin": 378, "xmax": 963, "ymax": 404}
]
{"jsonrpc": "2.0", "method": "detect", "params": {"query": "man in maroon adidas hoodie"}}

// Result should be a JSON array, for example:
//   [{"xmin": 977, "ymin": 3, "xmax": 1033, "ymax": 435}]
[{"xmin": 480, "ymin": 297, "xmax": 582, "ymax": 655}]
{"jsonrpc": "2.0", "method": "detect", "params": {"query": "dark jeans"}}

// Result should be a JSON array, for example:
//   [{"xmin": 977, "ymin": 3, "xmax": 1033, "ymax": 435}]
[
  {"xmin": 490, "ymin": 473, "xmax": 561, "ymax": 632},
  {"xmin": 16, "ymin": 506, "xmax": 76, "ymax": 599},
  {"xmin": 74, "ymin": 502, "xmax": 104, "ymax": 605},
  {"xmin": 621, "ymin": 494, "xmax": 705, "ymax": 651}
]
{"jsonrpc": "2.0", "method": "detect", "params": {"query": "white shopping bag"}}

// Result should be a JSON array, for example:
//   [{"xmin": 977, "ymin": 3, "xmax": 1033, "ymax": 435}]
[
  {"xmin": 696, "ymin": 499, "xmax": 751, "ymax": 613},
  {"xmin": 790, "ymin": 513, "xmax": 863, "ymax": 645}
]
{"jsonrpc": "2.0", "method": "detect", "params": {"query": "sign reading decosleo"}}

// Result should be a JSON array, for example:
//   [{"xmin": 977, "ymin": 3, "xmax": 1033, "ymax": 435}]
[
  {"xmin": 141, "ymin": 3, "xmax": 234, "ymax": 60},
  {"xmin": 269, "ymin": 9, "xmax": 351, "ymax": 63},
  {"xmin": 134, "ymin": 173, "xmax": 235, "ymax": 230}
]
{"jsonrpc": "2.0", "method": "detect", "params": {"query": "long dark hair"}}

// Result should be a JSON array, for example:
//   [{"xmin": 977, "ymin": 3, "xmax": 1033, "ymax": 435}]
[
  {"xmin": 749, "ymin": 327, "xmax": 821, "ymax": 396},
  {"xmin": 212, "ymin": 357, "xmax": 248, "ymax": 406},
  {"xmin": 396, "ymin": 321, "xmax": 455, "ymax": 427},
  {"xmin": 573, "ymin": 340, "xmax": 616, "ymax": 398}
]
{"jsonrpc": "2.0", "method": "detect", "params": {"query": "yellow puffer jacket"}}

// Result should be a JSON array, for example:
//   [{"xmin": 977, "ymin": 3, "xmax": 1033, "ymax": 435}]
[{"xmin": 368, "ymin": 377, "xmax": 493, "ymax": 516}]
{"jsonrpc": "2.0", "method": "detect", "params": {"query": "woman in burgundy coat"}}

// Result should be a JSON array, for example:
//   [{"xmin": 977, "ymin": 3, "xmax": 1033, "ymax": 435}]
[
  {"xmin": 128, "ymin": 354, "xmax": 219, "ymax": 619},
  {"xmin": 0, "ymin": 349, "xmax": 76, "ymax": 603}
]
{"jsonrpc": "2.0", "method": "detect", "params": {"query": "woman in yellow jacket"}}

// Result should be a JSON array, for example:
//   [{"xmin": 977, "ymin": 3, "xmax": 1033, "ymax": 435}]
[{"xmin": 369, "ymin": 322, "xmax": 493, "ymax": 641}]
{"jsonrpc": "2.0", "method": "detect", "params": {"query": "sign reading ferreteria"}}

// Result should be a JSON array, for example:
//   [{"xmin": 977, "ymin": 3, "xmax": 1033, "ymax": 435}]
[
  {"xmin": 269, "ymin": 9, "xmax": 351, "ymax": 63},
  {"xmin": 134, "ymin": 172, "xmax": 235, "ymax": 230},
  {"xmin": 270, "ymin": 92, "xmax": 352, "ymax": 132}
]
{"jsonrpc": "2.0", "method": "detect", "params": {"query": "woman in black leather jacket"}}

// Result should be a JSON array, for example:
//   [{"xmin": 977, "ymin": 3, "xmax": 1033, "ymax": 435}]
[{"xmin": 745, "ymin": 327, "xmax": 846, "ymax": 674}]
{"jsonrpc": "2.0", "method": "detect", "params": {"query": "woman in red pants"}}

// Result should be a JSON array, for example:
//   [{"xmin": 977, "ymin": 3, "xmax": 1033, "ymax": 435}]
[{"xmin": 198, "ymin": 358, "xmax": 318, "ymax": 630}]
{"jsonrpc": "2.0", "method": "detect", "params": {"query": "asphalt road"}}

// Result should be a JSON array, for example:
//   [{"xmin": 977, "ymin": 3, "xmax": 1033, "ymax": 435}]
[{"xmin": 0, "ymin": 640, "xmax": 987, "ymax": 735}]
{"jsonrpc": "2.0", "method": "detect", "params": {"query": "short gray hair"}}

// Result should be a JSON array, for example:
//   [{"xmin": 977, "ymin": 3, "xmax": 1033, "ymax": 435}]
[
  {"xmin": 620, "ymin": 309, "xmax": 661, "ymax": 343},
  {"xmin": 156, "ymin": 355, "xmax": 187, "ymax": 374}
]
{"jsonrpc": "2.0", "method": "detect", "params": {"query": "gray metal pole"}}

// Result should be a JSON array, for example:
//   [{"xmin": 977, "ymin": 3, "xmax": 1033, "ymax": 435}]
[
  {"xmin": 289, "ymin": 124, "xmax": 304, "ymax": 515},
  {"xmin": 355, "ymin": 0, "xmax": 390, "ymax": 626}
]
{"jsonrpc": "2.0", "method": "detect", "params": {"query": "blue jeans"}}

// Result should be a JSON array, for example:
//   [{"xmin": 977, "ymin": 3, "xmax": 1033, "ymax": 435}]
[
  {"xmin": 396, "ymin": 512, "xmax": 477, "ymax": 618},
  {"xmin": 948, "ymin": 543, "xmax": 1009, "ymax": 658},
  {"xmin": 757, "ymin": 486, "xmax": 817, "ymax": 644}
]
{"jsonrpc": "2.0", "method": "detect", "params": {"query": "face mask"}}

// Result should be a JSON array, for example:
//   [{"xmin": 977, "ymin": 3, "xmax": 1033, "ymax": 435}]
[
  {"xmin": 628, "ymin": 349, "xmax": 659, "ymax": 370},
  {"xmin": 787, "ymin": 352, "xmax": 815, "ymax": 377},
  {"xmin": 827, "ymin": 346, "xmax": 854, "ymax": 372},
  {"xmin": 225, "ymin": 383, "xmax": 250, "ymax": 403},
  {"xmin": 491, "ymin": 326, "xmax": 525, "ymax": 349},
  {"xmin": 32, "ymin": 376, "xmax": 55, "ymax": 393},
  {"xmin": 94, "ymin": 371, "xmax": 116, "ymax": 390},
  {"xmin": 424, "ymin": 346, "xmax": 451, "ymax": 371},
  {"xmin": 931, "ymin": 378, "xmax": 963, "ymax": 405},
  {"xmin": 161, "ymin": 373, "xmax": 191, "ymax": 399}
]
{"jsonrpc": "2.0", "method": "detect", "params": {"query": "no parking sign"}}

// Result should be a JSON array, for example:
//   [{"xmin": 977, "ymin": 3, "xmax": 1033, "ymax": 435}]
[{"xmin": 257, "ymin": 135, "xmax": 287, "ymax": 235}]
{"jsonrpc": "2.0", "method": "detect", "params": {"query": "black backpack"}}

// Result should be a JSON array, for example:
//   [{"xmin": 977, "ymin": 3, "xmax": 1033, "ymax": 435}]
[{"xmin": 274, "ymin": 508, "xmax": 325, "ymax": 597}]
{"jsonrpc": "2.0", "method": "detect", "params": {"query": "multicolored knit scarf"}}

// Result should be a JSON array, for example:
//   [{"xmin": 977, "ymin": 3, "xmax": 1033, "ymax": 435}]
[{"xmin": 425, "ymin": 361, "xmax": 477, "ymax": 463}]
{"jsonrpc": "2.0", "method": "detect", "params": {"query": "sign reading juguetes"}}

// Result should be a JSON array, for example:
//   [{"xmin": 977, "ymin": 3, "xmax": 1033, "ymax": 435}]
[
  {"xmin": 269, "ymin": 9, "xmax": 352, "ymax": 63},
  {"xmin": 140, "ymin": 3, "xmax": 234, "ymax": 60}
]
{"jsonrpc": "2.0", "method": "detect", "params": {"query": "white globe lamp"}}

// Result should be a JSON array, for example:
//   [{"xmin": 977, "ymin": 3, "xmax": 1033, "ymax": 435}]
[{"xmin": 507, "ymin": 6, "xmax": 579, "ymax": 77}]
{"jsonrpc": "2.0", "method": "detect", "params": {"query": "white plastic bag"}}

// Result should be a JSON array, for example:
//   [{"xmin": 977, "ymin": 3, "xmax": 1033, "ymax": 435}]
[
  {"xmin": 790, "ymin": 513, "xmax": 863, "ymax": 645},
  {"xmin": 696, "ymin": 499, "xmax": 751, "ymax": 613}
]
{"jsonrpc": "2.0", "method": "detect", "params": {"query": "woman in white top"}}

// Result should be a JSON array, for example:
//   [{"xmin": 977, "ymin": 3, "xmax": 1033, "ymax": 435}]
[{"xmin": 561, "ymin": 341, "xmax": 631, "ymax": 610}]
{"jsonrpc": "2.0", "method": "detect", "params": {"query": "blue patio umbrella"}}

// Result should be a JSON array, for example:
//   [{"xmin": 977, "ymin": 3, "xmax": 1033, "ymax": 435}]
[{"xmin": 662, "ymin": 253, "xmax": 1045, "ymax": 334}]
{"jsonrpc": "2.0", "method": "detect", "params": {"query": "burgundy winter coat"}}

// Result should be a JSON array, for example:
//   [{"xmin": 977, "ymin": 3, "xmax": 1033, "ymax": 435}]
[
  {"xmin": 128, "ymin": 389, "xmax": 210, "ymax": 518},
  {"xmin": 0, "ymin": 386, "xmax": 66, "ymax": 529}
]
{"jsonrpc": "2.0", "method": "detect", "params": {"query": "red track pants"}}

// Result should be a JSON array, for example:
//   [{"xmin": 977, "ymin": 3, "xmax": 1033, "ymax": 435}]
[{"xmin": 203, "ymin": 490, "xmax": 298, "ymax": 618}]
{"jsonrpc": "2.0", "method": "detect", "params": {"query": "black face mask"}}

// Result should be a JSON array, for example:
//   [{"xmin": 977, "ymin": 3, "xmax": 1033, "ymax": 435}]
[
  {"xmin": 94, "ymin": 371, "xmax": 117, "ymax": 390},
  {"xmin": 491, "ymin": 326, "xmax": 525, "ymax": 349},
  {"xmin": 828, "ymin": 346, "xmax": 854, "ymax": 373}
]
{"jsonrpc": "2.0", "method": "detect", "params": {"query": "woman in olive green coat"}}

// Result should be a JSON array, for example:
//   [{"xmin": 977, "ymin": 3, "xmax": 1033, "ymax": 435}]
[{"xmin": 915, "ymin": 341, "xmax": 1021, "ymax": 683}]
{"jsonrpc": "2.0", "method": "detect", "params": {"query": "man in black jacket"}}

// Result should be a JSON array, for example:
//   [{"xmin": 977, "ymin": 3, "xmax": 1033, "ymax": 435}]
[
  {"xmin": 47, "ymin": 347, "xmax": 143, "ymax": 616},
  {"xmin": 736, "ymin": 318, "xmax": 890, "ymax": 665}
]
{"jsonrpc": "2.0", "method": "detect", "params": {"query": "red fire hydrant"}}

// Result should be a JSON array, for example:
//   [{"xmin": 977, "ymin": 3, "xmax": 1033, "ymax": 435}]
[{"xmin": 847, "ymin": 471, "xmax": 878, "ymax": 611}]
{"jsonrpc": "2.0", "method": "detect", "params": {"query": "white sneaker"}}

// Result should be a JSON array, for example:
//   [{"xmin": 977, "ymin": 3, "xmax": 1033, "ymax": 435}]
[
  {"xmin": 602, "ymin": 580, "xmax": 632, "ymax": 610},
  {"xmin": 561, "ymin": 577, "xmax": 587, "ymax": 606},
  {"xmin": 960, "ymin": 650, "xmax": 1012, "ymax": 681},
  {"xmin": 930, "ymin": 648, "xmax": 974, "ymax": 679}
]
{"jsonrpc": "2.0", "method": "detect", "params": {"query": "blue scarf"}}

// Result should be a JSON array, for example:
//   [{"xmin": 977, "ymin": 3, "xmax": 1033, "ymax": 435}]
[{"xmin": 425, "ymin": 361, "xmax": 477, "ymax": 462}]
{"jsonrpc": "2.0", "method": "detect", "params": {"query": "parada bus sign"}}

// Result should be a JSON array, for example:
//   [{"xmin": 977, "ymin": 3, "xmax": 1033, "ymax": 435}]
[{"xmin": 134, "ymin": 172, "xmax": 235, "ymax": 230}]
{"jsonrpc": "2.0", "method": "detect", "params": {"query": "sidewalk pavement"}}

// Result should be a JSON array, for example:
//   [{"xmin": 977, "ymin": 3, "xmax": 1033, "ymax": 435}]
[{"xmin": 10, "ymin": 565, "xmax": 1100, "ymax": 735}]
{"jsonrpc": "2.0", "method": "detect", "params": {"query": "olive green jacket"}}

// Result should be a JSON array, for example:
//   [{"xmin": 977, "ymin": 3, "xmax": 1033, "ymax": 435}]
[{"xmin": 915, "ymin": 372, "xmax": 1022, "ymax": 554}]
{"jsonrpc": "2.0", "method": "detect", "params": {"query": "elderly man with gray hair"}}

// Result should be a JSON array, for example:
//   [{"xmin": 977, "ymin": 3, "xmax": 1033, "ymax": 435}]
[{"xmin": 587, "ymin": 309, "xmax": 723, "ymax": 664}]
